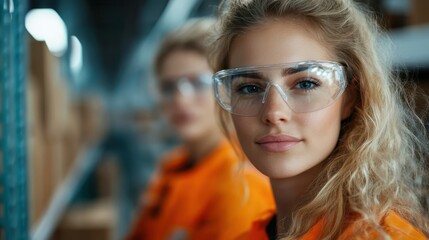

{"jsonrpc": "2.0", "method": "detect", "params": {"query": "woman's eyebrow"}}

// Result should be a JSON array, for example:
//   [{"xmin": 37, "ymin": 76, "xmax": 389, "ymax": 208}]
[
  {"xmin": 232, "ymin": 72, "xmax": 265, "ymax": 80},
  {"xmin": 282, "ymin": 65, "xmax": 311, "ymax": 76}
]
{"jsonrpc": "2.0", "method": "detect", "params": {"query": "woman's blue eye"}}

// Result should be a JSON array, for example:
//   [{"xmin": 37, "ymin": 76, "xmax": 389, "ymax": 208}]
[
  {"xmin": 295, "ymin": 80, "xmax": 318, "ymax": 90},
  {"xmin": 160, "ymin": 84, "xmax": 176, "ymax": 95},
  {"xmin": 237, "ymin": 85, "xmax": 262, "ymax": 94}
]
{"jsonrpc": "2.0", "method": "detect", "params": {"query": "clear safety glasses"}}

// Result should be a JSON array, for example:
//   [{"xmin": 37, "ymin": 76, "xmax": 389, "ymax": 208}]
[
  {"xmin": 213, "ymin": 61, "xmax": 347, "ymax": 116},
  {"xmin": 159, "ymin": 73, "xmax": 212, "ymax": 101}
]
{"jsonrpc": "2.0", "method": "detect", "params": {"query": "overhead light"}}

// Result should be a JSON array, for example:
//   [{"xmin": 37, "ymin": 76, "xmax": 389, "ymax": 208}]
[
  {"xmin": 25, "ymin": 8, "xmax": 68, "ymax": 56},
  {"xmin": 70, "ymin": 36, "xmax": 83, "ymax": 75}
]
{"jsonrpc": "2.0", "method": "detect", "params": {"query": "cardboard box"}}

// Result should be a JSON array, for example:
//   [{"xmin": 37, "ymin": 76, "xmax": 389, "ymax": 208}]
[
  {"xmin": 62, "ymin": 110, "xmax": 81, "ymax": 180},
  {"xmin": 28, "ymin": 35, "xmax": 70, "ymax": 140},
  {"xmin": 27, "ymin": 33, "xmax": 109, "ymax": 237},
  {"xmin": 409, "ymin": 0, "xmax": 429, "ymax": 25},
  {"xmin": 27, "ymin": 36, "xmax": 76, "ymax": 227},
  {"xmin": 74, "ymin": 97, "xmax": 106, "ymax": 145},
  {"xmin": 51, "ymin": 199, "xmax": 116, "ymax": 240},
  {"xmin": 27, "ymin": 74, "xmax": 45, "ymax": 226}
]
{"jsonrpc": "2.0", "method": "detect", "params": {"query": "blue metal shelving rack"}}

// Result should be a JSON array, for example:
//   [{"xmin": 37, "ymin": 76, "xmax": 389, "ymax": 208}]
[{"xmin": 0, "ymin": 0, "xmax": 29, "ymax": 239}]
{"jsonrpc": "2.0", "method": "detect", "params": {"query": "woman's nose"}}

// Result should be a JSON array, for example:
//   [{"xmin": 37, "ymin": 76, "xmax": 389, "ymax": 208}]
[{"xmin": 259, "ymin": 85, "xmax": 292, "ymax": 125}]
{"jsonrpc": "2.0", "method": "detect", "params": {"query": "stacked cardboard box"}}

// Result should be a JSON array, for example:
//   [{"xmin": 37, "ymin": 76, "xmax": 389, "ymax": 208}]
[
  {"xmin": 28, "ymin": 36, "xmax": 71, "ymax": 225},
  {"xmin": 27, "ymin": 35, "xmax": 108, "ymax": 233},
  {"xmin": 409, "ymin": 0, "xmax": 429, "ymax": 25}
]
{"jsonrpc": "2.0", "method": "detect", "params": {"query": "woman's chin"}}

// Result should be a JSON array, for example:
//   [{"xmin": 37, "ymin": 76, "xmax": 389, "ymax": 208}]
[{"xmin": 177, "ymin": 128, "xmax": 203, "ymax": 142}]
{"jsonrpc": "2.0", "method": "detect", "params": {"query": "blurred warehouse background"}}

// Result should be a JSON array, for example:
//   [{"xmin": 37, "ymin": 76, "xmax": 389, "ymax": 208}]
[{"xmin": 0, "ymin": 0, "xmax": 428, "ymax": 239}]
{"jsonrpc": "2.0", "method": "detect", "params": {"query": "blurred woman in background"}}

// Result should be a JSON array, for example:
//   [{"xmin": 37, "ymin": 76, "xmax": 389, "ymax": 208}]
[
  {"xmin": 126, "ymin": 18, "xmax": 274, "ymax": 240},
  {"xmin": 210, "ymin": 0, "xmax": 429, "ymax": 239}
]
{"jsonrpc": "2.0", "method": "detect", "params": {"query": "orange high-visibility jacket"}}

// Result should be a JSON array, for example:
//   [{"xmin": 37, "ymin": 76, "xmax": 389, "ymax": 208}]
[
  {"xmin": 126, "ymin": 140, "xmax": 275, "ymax": 240},
  {"xmin": 241, "ymin": 210, "xmax": 427, "ymax": 239}
]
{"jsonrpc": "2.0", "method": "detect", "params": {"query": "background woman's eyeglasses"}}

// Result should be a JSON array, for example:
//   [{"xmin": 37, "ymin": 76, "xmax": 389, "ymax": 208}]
[
  {"xmin": 159, "ymin": 73, "xmax": 212, "ymax": 101},
  {"xmin": 213, "ymin": 61, "xmax": 347, "ymax": 116}
]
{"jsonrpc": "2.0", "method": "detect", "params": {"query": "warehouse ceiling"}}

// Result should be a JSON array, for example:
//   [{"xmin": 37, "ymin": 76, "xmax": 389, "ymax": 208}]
[{"xmin": 28, "ymin": 0, "xmax": 220, "ymax": 93}]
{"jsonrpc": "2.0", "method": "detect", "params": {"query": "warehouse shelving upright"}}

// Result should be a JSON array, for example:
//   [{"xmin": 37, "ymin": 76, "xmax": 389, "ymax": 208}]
[{"xmin": 0, "ymin": 0, "xmax": 29, "ymax": 239}]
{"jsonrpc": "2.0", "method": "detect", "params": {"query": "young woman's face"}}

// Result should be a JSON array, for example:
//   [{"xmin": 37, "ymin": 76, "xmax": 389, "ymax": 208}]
[
  {"xmin": 228, "ymin": 20, "xmax": 353, "ymax": 179},
  {"xmin": 159, "ymin": 49, "xmax": 217, "ymax": 142}
]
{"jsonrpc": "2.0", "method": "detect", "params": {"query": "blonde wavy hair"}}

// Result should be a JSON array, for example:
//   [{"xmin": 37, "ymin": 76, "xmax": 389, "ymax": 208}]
[
  {"xmin": 154, "ymin": 18, "xmax": 215, "ymax": 77},
  {"xmin": 209, "ymin": 0, "xmax": 429, "ymax": 239}
]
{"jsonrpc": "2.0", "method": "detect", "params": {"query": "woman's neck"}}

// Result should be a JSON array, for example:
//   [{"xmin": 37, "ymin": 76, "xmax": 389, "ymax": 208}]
[
  {"xmin": 270, "ymin": 162, "xmax": 323, "ymax": 233},
  {"xmin": 184, "ymin": 130, "xmax": 223, "ymax": 164}
]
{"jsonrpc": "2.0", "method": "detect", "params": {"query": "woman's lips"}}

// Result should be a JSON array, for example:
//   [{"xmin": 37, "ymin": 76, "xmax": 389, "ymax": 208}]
[
  {"xmin": 172, "ymin": 112, "xmax": 194, "ymax": 126},
  {"xmin": 256, "ymin": 134, "xmax": 302, "ymax": 152}
]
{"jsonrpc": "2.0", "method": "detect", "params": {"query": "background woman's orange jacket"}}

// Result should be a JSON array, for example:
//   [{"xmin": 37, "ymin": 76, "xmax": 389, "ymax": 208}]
[{"xmin": 126, "ymin": 140, "xmax": 275, "ymax": 240}]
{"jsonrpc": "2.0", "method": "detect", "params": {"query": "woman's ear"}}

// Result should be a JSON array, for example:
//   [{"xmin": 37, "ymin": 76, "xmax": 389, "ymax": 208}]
[{"xmin": 341, "ymin": 86, "xmax": 356, "ymax": 120}]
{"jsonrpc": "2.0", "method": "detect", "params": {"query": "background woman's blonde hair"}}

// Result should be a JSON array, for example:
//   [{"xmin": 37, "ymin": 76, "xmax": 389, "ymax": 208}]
[
  {"xmin": 209, "ymin": 0, "xmax": 429, "ymax": 239},
  {"xmin": 154, "ymin": 18, "xmax": 215, "ymax": 77}
]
